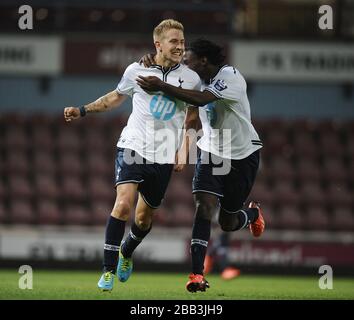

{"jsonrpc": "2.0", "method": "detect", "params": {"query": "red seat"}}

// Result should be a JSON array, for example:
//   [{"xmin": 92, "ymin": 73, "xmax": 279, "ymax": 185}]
[
  {"xmin": 5, "ymin": 150, "xmax": 29, "ymax": 174},
  {"xmin": 276, "ymin": 205, "xmax": 304, "ymax": 230},
  {"xmin": 305, "ymin": 206, "xmax": 330, "ymax": 230},
  {"xmin": 84, "ymin": 131, "xmax": 108, "ymax": 153},
  {"xmin": 165, "ymin": 177, "xmax": 193, "ymax": 207},
  {"xmin": 91, "ymin": 201, "xmax": 111, "ymax": 225},
  {"xmin": 270, "ymin": 157, "xmax": 295, "ymax": 181},
  {"xmin": 248, "ymin": 182, "xmax": 274, "ymax": 207},
  {"xmin": 168, "ymin": 203, "xmax": 194, "ymax": 227},
  {"xmin": 318, "ymin": 133, "xmax": 344, "ymax": 158},
  {"xmin": 4, "ymin": 127, "xmax": 28, "ymax": 150},
  {"xmin": 264, "ymin": 131, "xmax": 289, "ymax": 154},
  {"xmin": 9, "ymin": 200, "xmax": 35, "ymax": 224},
  {"xmin": 300, "ymin": 182, "xmax": 326, "ymax": 206},
  {"xmin": 63, "ymin": 205, "xmax": 90, "ymax": 225},
  {"xmin": 322, "ymin": 158, "xmax": 347, "ymax": 183},
  {"xmin": 153, "ymin": 206, "xmax": 170, "ymax": 226},
  {"xmin": 85, "ymin": 153, "xmax": 111, "ymax": 177},
  {"xmin": 0, "ymin": 202, "xmax": 7, "ymax": 223},
  {"xmin": 33, "ymin": 151, "xmax": 57, "ymax": 174},
  {"xmin": 31, "ymin": 127, "xmax": 54, "ymax": 151},
  {"xmin": 88, "ymin": 177, "xmax": 114, "ymax": 202},
  {"xmin": 61, "ymin": 176, "xmax": 87, "ymax": 201},
  {"xmin": 8, "ymin": 175, "xmax": 33, "ymax": 199},
  {"xmin": 58, "ymin": 153, "xmax": 83, "ymax": 176},
  {"xmin": 292, "ymin": 132, "xmax": 318, "ymax": 160},
  {"xmin": 0, "ymin": 179, "xmax": 7, "ymax": 201},
  {"xmin": 56, "ymin": 129, "xmax": 81, "ymax": 152},
  {"xmin": 296, "ymin": 160, "xmax": 322, "ymax": 182},
  {"xmin": 326, "ymin": 184, "xmax": 353, "ymax": 207},
  {"xmin": 37, "ymin": 200, "xmax": 61, "ymax": 225},
  {"xmin": 331, "ymin": 207, "xmax": 354, "ymax": 231},
  {"xmin": 34, "ymin": 174, "xmax": 59, "ymax": 199},
  {"xmin": 272, "ymin": 181, "xmax": 300, "ymax": 206}
]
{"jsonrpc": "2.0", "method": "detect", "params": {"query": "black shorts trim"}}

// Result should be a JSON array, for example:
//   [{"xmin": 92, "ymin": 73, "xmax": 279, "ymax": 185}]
[
  {"xmin": 140, "ymin": 192, "xmax": 160, "ymax": 209},
  {"xmin": 192, "ymin": 189, "xmax": 224, "ymax": 198},
  {"xmin": 115, "ymin": 179, "xmax": 144, "ymax": 187}
]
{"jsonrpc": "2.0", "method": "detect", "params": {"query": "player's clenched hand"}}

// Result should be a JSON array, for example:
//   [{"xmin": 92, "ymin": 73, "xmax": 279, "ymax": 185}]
[
  {"xmin": 139, "ymin": 53, "xmax": 156, "ymax": 68},
  {"xmin": 136, "ymin": 76, "xmax": 164, "ymax": 92},
  {"xmin": 174, "ymin": 152, "xmax": 186, "ymax": 172},
  {"xmin": 64, "ymin": 107, "xmax": 80, "ymax": 122}
]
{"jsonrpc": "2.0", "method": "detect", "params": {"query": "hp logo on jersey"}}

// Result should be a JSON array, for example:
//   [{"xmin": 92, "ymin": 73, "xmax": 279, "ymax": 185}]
[{"xmin": 150, "ymin": 95, "xmax": 176, "ymax": 121}]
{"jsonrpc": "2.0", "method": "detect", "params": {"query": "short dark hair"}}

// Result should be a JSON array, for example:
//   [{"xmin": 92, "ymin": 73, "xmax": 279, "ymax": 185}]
[{"xmin": 187, "ymin": 38, "xmax": 225, "ymax": 66}]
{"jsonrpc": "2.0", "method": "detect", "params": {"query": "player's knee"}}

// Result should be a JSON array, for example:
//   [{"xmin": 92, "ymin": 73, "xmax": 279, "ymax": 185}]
[
  {"xmin": 195, "ymin": 201, "xmax": 215, "ymax": 221},
  {"xmin": 112, "ymin": 200, "xmax": 131, "ymax": 220},
  {"xmin": 218, "ymin": 211, "xmax": 240, "ymax": 232}
]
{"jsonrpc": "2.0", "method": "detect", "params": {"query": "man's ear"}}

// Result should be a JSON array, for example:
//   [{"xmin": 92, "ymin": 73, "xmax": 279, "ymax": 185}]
[{"xmin": 155, "ymin": 41, "xmax": 162, "ymax": 53}]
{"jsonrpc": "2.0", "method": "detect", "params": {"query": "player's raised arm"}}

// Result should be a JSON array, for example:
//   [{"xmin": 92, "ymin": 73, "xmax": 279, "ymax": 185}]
[
  {"xmin": 64, "ymin": 90, "xmax": 126, "ymax": 122},
  {"xmin": 136, "ymin": 75, "xmax": 216, "ymax": 106}
]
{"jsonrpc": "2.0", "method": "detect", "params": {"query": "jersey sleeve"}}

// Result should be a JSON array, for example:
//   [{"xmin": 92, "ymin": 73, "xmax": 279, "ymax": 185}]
[
  {"xmin": 115, "ymin": 63, "xmax": 136, "ymax": 97},
  {"xmin": 204, "ymin": 68, "xmax": 244, "ymax": 101}
]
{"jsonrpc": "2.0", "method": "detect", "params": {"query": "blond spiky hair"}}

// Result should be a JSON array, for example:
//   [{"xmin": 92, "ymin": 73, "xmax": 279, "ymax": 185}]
[{"xmin": 153, "ymin": 19, "xmax": 184, "ymax": 41}]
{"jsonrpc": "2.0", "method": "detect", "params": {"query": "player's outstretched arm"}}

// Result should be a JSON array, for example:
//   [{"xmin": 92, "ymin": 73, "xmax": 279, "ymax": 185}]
[
  {"xmin": 64, "ymin": 90, "xmax": 126, "ymax": 122},
  {"xmin": 136, "ymin": 76, "xmax": 216, "ymax": 106}
]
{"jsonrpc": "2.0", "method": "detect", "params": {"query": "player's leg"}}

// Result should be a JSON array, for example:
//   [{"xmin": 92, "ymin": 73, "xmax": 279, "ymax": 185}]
[
  {"xmin": 117, "ymin": 162, "xmax": 173, "ymax": 282},
  {"xmin": 98, "ymin": 183, "xmax": 137, "ymax": 290},
  {"xmin": 191, "ymin": 192, "xmax": 219, "ymax": 275},
  {"xmin": 186, "ymin": 192, "xmax": 218, "ymax": 292},
  {"xmin": 98, "ymin": 147, "xmax": 142, "ymax": 291},
  {"xmin": 218, "ymin": 150, "xmax": 264, "ymax": 235},
  {"xmin": 186, "ymin": 150, "xmax": 223, "ymax": 292},
  {"xmin": 117, "ymin": 193, "xmax": 154, "ymax": 282}
]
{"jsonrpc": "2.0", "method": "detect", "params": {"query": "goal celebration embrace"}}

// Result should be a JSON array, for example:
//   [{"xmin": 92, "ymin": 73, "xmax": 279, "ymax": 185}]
[{"xmin": 64, "ymin": 18, "xmax": 265, "ymax": 293}]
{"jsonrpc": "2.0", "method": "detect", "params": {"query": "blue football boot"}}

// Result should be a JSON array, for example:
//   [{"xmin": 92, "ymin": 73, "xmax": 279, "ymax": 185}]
[
  {"xmin": 97, "ymin": 271, "xmax": 114, "ymax": 291},
  {"xmin": 117, "ymin": 250, "xmax": 133, "ymax": 282}
]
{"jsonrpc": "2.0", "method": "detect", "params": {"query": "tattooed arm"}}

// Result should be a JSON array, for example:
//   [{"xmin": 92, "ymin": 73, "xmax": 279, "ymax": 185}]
[{"xmin": 64, "ymin": 90, "xmax": 126, "ymax": 122}]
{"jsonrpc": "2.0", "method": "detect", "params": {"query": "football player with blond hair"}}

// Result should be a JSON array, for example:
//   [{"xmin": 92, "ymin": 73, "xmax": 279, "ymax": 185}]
[{"xmin": 64, "ymin": 19, "xmax": 201, "ymax": 291}]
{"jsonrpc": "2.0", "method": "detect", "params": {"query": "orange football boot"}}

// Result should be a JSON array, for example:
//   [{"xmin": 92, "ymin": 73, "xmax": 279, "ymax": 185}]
[
  {"xmin": 186, "ymin": 273, "xmax": 210, "ymax": 292},
  {"xmin": 248, "ymin": 201, "xmax": 265, "ymax": 237}
]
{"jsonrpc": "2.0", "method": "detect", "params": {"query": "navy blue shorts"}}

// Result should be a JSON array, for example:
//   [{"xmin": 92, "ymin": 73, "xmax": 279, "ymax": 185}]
[
  {"xmin": 192, "ymin": 149, "xmax": 260, "ymax": 213},
  {"xmin": 115, "ymin": 148, "xmax": 173, "ymax": 208}
]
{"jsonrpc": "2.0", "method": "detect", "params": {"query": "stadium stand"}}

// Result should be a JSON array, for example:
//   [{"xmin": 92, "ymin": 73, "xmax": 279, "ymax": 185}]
[{"xmin": 0, "ymin": 114, "xmax": 353, "ymax": 231}]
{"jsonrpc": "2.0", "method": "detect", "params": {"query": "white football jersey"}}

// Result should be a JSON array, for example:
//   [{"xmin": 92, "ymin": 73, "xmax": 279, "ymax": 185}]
[
  {"xmin": 116, "ymin": 62, "xmax": 201, "ymax": 164},
  {"xmin": 197, "ymin": 65, "xmax": 262, "ymax": 160}
]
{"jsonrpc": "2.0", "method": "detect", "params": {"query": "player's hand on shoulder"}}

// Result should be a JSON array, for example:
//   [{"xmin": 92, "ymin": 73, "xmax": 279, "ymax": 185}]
[
  {"xmin": 139, "ymin": 53, "xmax": 156, "ymax": 68},
  {"xmin": 64, "ymin": 107, "xmax": 80, "ymax": 122}
]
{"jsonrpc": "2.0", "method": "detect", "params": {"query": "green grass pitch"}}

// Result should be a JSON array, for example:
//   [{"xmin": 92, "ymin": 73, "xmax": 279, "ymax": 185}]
[{"xmin": 0, "ymin": 270, "xmax": 353, "ymax": 300}]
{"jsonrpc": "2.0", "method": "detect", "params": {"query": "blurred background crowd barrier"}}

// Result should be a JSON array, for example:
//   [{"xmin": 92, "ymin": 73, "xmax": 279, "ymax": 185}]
[{"xmin": 0, "ymin": 0, "xmax": 353, "ymax": 274}]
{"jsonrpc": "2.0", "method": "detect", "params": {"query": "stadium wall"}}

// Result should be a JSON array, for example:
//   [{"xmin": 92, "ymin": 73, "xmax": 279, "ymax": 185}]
[{"xmin": 1, "ymin": 227, "xmax": 354, "ymax": 276}]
